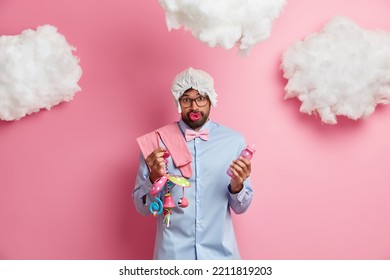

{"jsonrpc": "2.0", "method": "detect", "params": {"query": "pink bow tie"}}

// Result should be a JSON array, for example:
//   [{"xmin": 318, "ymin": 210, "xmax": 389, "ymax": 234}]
[{"xmin": 185, "ymin": 129, "xmax": 209, "ymax": 141}]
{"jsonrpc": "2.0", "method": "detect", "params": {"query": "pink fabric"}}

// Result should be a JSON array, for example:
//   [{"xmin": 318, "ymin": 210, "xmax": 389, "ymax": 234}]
[
  {"xmin": 136, "ymin": 122, "xmax": 192, "ymax": 178},
  {"xmin": 184, "ymin": 128, "xmax": 209, "ymax": 141}
]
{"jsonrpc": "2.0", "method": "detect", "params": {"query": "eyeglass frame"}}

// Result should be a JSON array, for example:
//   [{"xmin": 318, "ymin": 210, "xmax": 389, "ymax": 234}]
[{"xmin": 178, "ymin": 95, "xmax": 210, "ymax": 108}]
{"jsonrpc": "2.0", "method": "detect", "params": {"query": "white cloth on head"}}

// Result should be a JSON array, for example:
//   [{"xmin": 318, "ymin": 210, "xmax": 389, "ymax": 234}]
[{"xmin": 171, "ymin": 67, "xmax": 217, "ymax": 113}]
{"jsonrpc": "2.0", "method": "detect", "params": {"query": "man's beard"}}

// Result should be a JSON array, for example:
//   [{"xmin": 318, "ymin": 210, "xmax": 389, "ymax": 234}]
[{"xmin": 183, "ymin": 110, "xmax": 209, "ymax": 130}]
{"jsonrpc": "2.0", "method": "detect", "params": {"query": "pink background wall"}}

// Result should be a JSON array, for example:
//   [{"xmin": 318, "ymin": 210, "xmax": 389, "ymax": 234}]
[{"xmin": 1, "ymin": 0, "xmax": 390, "ymax": 260}]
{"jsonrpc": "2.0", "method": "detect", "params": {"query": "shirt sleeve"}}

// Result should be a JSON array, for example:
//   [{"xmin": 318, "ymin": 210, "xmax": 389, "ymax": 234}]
[
  {"xmin": 226, "ymin": 136, "xmax": 254, "ymax": 215},
  {"xmin": 228, "ymin": 178, "xmax": 253, "ymax": 214},
  {"xmin": 132, "ymin": 153, "xmax": 155, "ymax": 216}
]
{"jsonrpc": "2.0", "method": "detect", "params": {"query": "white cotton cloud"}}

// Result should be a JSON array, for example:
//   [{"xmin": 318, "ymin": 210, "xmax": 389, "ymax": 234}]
[
  {"xmin": 0, "ymin": 25, "xmax": 82, "ymax": 121},
  {"xmin": 158, "ymin": 0, "xmax": 286, "ymax": 54},
  {"xmin": 281, "ymin": 17, "xmax": 390, "ymax": 124}
]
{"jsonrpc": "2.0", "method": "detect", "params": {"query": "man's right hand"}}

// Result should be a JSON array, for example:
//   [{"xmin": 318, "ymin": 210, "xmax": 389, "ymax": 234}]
[{"xmin": 145, "ymin": 147, "xmax": 169, "ymax": 183}]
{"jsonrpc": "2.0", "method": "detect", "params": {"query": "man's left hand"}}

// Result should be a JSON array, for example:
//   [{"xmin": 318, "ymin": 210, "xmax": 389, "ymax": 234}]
[{"xmin": 229, "ymin": 157, "xmax": 251, "ymax": 194}]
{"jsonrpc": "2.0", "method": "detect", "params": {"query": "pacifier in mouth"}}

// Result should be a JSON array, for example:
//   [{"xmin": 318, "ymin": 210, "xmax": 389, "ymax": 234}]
[{"xmin": 189, "ymin": 112, "xmax": 202, "ymax": 121}]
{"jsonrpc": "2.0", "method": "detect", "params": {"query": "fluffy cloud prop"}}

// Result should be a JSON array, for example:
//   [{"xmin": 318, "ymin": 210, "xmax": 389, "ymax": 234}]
[
  {"xmin": 0, "ymin": 25, "xmax": 82, "ymax": 121},
  {"xmin": 159, "ymin": 0, "xmax": 286, "ymax": 54},
  {"xmin": 281, "ymin": 17, "xmax": 390, "ymax": 124}
]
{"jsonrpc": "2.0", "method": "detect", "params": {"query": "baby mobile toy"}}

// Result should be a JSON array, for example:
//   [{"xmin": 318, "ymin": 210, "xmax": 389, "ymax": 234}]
[{"xmin": 149, "ymin": 150, "xmax": 190, "ymax": 227}]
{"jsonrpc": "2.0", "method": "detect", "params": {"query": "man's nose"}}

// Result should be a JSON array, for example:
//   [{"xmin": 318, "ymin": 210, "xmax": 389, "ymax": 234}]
[{"xmin": 190, "ymin": 99, "xmax": 199, "ymax": 109}]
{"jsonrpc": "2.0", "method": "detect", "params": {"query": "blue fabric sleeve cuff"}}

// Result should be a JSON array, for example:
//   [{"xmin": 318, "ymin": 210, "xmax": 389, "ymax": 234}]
[{"xmin": 228, "ymin": 184, "xmax": 246, "ymax": 203}]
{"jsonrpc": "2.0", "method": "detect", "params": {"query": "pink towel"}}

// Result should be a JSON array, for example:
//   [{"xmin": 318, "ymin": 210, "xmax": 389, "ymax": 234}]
[{"xmin": 136, "ymin": 122, "xmax": 192, "ymax": 178}]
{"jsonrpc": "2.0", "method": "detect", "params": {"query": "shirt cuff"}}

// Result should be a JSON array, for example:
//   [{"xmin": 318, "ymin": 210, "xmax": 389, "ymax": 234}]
[
  {"xmin": 228, "ymin": 184, "xmax": 246, "ymax": 203},
  {"xmin": 138, "ymin": 179, "xmax": 153, "ymax": 201}
]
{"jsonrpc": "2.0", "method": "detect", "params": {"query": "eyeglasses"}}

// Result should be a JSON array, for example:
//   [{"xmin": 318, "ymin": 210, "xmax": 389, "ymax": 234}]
[{"xmin": 179, "ymin": 96, "xmax": 209, "ymax": 108}]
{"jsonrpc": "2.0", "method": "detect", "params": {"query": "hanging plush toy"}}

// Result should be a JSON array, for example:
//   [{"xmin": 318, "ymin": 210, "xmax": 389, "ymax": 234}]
[{"xmin": 148, "ymin": 151, "xmax": 191, "ymax": 227}]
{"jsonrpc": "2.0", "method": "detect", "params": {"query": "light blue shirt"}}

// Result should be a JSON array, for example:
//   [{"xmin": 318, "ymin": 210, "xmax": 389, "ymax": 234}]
[{"xmin": 132, "ymin": 119, "xmax": 253, "ymax": 259}]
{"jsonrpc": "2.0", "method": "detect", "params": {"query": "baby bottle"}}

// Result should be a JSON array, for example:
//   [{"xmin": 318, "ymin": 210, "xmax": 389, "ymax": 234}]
[{"xmin": 227, "ymin": 144, "xmax": 256, "ymax": 177}]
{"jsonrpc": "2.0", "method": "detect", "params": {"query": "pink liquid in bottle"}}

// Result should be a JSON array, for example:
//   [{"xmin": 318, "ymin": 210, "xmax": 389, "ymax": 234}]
[{"xmin": 227, "ymin": 144, "xmax": 256, "ymax": 177}]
